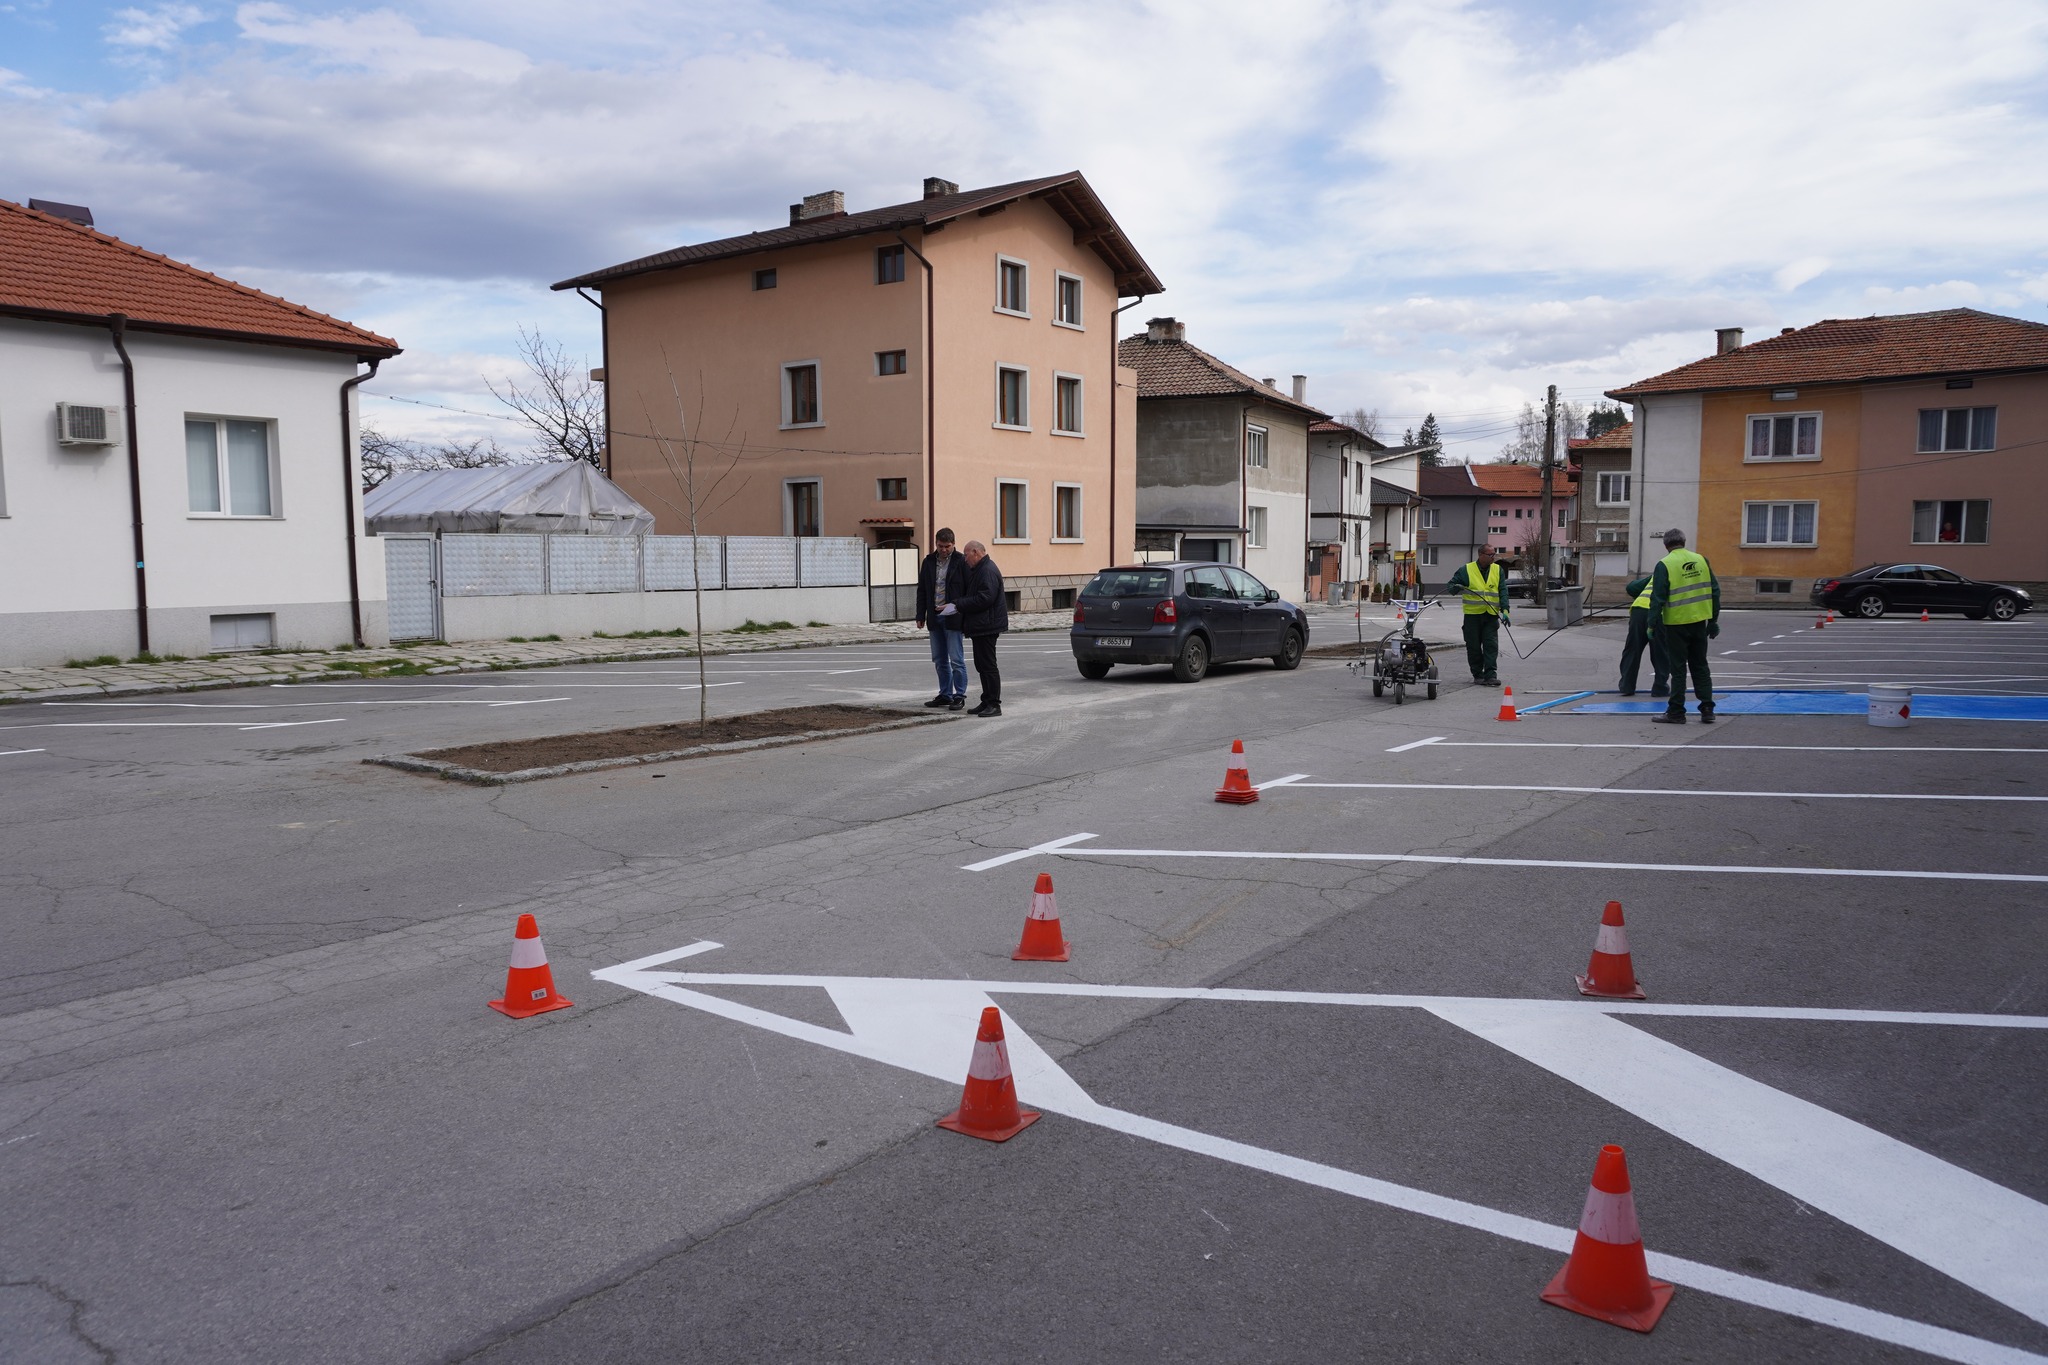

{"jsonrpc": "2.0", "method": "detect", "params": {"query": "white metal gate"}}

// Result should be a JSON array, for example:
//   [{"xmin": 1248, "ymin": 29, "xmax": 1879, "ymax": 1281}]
[
  {"xmin": 383, "ymin": 534, "xmax": 440, "ymax": 641},
  {"xmin": 869, "ymin": 547, "xmax": 917, "ymax": 621}
]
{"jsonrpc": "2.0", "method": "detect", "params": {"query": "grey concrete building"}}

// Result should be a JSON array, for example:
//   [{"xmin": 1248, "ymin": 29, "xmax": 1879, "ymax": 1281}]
[{"xmin": 1416, "ymin": 464, "xmax": 1487, "ymax": 594}]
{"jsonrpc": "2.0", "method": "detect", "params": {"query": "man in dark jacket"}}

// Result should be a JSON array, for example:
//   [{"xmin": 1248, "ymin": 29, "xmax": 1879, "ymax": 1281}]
[
  {"xmin": 1617, "ymin": 572, "xmax": 1670, "ymax": 698},
  {"xmin": 914, "ymin": 528, "xmax": 969, "ymax": 710},
  {"xmin": 947, "ymin": 540, "xmax": 1008, "ymax": 716}
]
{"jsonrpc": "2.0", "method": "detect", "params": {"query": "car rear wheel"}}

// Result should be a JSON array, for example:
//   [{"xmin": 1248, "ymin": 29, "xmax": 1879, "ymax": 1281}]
[
  {"xmin": 1272, "ymin": 628, "xmax": 1304, "ymax": 671},
  {"xmin": 1076, "ymin": 660, "xmax": 1112, "ymax": 680},
  {"xmin": 1854, "ymin": 592, "xmax": 1887, "ymax": 619},
  {"xmin": 1989, "ymin": 594, "xmax": 2021, "ymax": 621},
  {"xmin": 1171, "ymin": 633, "xmax": 1210, "ymax": 683}
]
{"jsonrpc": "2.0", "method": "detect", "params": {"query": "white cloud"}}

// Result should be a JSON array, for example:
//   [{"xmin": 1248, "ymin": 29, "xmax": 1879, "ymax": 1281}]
[{"xmin": 104, "ymin": 4, "xmax": 207, "ymax": 52}]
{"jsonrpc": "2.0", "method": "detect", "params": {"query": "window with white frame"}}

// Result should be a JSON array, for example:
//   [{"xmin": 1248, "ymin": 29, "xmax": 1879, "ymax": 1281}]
[
  {"xmin": 1245, "ymin": 424, "xmax": 1268, "ymax": 469},
  {"xmin": 1354, "ymin": 465, "xmax": 1364, "ymax": 495},
  {"xmin": 996, "ymin": 479, "xmax": 1028, "ymax": 541},
  {"xmin": 1917, "ymin": 407, "xmax": 1996, "ymax": 452},
  {"xmin": 1247, "ymin": 504, "xmax": 1268, "ymax": 548},
  {"xmin": 1556, "ymin": 508, "xmax": 1566, "ymax": 527},
  {"xmin": 1596, "ymin": 527, "xmax": 1626, "ymax": 543},
  {"xmin": 1420, "ymin": 544, "xmax": 1439, "ymax": 566},
  {"xmin": 1742, "ymin": 499, "xmax": 1818, "ymax": 546},
  {"xmin": 996, "ymin": 256, "xmax": 1028, "ymax": 316},
  {"xmin": 1054, "ymin": 483, "xmax": 1082, "ymax": 541},
  {"xmin": 1053, "ymin": 374, "xmax": 1083, "ymax": 435},
  {"xmin": 995, "ymin": 365, "xmax": 1029, "ymax": 429},
  {"xmin": 1912, "ymin": 499, "xmax": 1989, "ymax": 544},
  {"xmin": 786, "ymin": 479, "xmax": 821, "ymax": 537},
  {"xmin": 186, "ymin": 417, "xmax": 275, "ymax": 516},
  {"xmin": 782, "ymin": 361, "xmax": 822, "ymax": 427},
  {"xmin": 1747, "ymin": 412, "xmax": 1821, "ymax": 461},
  {"xmin": 1054, "ymin": 273, "xmax": 1083, "ymax": 328},
  {"xmin": 1420, "ymin": 507, "xmax": 1438, "ymax": 529},
  {"xmin": 1596, "ymin": 471, "xmax": 1631, "ymax": 504}
]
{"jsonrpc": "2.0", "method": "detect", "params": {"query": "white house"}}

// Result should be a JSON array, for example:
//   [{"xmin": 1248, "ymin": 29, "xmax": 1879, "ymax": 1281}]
[
  {"xmin": 0, "ymin": 198, "xmax": 401, "ymax": 667},
  {"xmin": 1307, "ymin": 419, "xmax": 1377, "ymax": 589}
]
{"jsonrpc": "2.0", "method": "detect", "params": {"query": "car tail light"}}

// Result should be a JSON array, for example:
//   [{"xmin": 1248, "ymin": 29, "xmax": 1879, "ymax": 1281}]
[
  {"xmin": 1153, "ymin": 599, "xmax": 1177, "ymax": 624},
  {"xmin": 1820, "ymin": 579, "xmax": 1840, "ymax": 593},
  {"xmin": 1072, "ymin": 603, "xmax": 1085, "ymax": 624}
]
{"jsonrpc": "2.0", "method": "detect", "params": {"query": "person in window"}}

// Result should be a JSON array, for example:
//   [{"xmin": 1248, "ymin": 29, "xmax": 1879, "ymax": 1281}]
[{"xmin": 1939, "ymin": 521, "xmax": 1960, "ymax": 543}]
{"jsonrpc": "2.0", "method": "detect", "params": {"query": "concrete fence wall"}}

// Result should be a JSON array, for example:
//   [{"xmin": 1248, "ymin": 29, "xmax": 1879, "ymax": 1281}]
[{"xmin": 439, "ymin": 585, "xmax": 869, "ymax": 642}]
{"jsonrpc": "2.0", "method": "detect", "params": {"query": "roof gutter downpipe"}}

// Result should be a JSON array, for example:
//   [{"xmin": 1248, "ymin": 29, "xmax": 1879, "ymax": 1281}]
[
  {"xmin": 1110, "ymin": 293, "xmax": 1148, "ymax": 566},
  {"xmin": 576, "ymin": 287, "xmax": 609, "ymax": 474},
  {"xmin": 108, "ymin": 314, "xmax": 149, "ymax": 653},
  {"xmin": 338, "ymin": 357, "xmax": 380, "ymax": 648},
  {"xmin": 896, "ymin": 232, "xmax": 935, "ymax": 547}
]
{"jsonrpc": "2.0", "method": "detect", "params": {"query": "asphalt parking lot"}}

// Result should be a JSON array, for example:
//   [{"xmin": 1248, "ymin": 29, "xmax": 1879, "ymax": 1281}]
[{"xmin": 2, "ymin": 608, "xmax": 2043, "ymax": 1363}]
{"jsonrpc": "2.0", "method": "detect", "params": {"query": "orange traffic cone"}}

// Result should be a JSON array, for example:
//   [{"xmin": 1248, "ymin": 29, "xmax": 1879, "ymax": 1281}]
[
  {"xmin": 937, "ymin": 1006, "xmax": 1041, "ymax": 1142},
  {"xmin": 1542, "ymin": 1144, "xmax": 1674, "ymax": 1332},
  {"xmin": 1920, "ymin": 609, "xmax": 1930, "ymax": 622},
  {"xmin": 1496, "ymin": 685, "xmax": 1520, "ymax": 722},
  {"xmin": 487, "ymin": 913, "xmax": 574, "ymax": 1018},
  {"xmin": 1013, "ymin": 873, "xmax": 1071, "ymax": 961},
  {"xmin": 1827, "ymin": 610, "xmax": 1836, "ymax": 623},
  {"xmin": 1815, "ymin": 613, "xmax": 1826, "ymax": 630},
  {"xmin": 1215, "ymin": 739, "xmax": 1259, "ymax": 804},
  {"xmin": 1575, "ymin": 900, "xmax": 1646, "ymax": 1000}
]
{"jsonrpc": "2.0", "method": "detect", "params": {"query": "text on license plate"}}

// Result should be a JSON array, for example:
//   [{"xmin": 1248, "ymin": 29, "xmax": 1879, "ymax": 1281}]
[{"xmin": 1097, "ymin": 637, "xmax": 1132, "ymax": 648}]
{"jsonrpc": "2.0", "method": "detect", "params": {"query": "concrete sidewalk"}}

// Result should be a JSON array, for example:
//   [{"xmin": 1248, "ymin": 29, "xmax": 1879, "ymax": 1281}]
[{"xmin": 0, "ymin": 612, "xmax": 1073, "ymax": 703}]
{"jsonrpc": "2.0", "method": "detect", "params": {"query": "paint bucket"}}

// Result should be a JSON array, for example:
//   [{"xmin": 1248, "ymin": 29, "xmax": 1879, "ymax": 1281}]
[{"xmin": 1867, "ymin": 683, "xmax": 1911, "ymax": 729}]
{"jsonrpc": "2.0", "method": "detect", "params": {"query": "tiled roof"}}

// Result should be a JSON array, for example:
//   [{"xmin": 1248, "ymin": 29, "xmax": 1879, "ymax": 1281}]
[
  {"xmin": 555, "ymin": 172, "xmax": 1163, "ymax": 296},
  {"xmin": 1609, "ymin": 309, "xmax": 2048, "ymax": 399},
  {"xmin": 0, "ymin": 198, "xmax": 399, "ymax": 356},
  {"xmin": 1116, "ymin": 333, "xmax": 1328, "ymax": 419},
  {"xmin": 1467, "ymin": 462, "xmax": 1576, "ymax": 497},
  {"xmin": 1567, "ymin": 421, "xmax": 1633, "ymax": 450},
  {"xmin": 1418, "ymin": 465, "xmax": 1480, "ymax": 498}
]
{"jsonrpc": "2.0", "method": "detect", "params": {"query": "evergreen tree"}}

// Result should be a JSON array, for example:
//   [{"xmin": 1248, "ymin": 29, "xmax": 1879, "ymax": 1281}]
[
  {"xmin": 1413, "ymin": 412, "xmax": 1444, "ymax": 467},
  {"xmin": 1585, "ymin": 402, "xmax": 1629, "ymax": 440}
]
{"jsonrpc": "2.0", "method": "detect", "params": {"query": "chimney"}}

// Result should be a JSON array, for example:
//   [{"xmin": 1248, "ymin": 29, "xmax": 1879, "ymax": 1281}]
[
  {"xmin": 789, "ymin": 190, "xmax": 846, "ymax": 225},
  {"xmin": 923, "ymin": 177, "xmax": 958, "ymax": 199},
  {"xmin": 1145, "ymin": 316, "xmax": 1185, "ymax": 343},
  {"xmin": 1716, "ymin": 327, "xmax": 1744, "ymax": 354},
  {"xmin": 1781, "ymin": 326, "xmax": 1795, "ymax": 335},
  {"xmin": 1261, "ymin": 378, "xmax": 1277, "ymax": 389},
  {"xmin": 28, "ymin": 198, "xmax": 93, "ymax": 227},
  {"xmin": 1291, "ymin": 375, "xmax": 1307, "ymax": 403}
]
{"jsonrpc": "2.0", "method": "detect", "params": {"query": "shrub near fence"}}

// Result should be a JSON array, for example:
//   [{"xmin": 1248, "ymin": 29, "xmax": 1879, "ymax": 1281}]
[{"xmin": 435, "ymin": 535, "xmax": 865, "ymax": 596}]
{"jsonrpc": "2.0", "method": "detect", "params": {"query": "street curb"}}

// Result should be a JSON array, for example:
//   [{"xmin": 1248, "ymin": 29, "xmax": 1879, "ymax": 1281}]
[{"xmin": 364, "ymin": 709, "xmax": 965, "ymax": 785}]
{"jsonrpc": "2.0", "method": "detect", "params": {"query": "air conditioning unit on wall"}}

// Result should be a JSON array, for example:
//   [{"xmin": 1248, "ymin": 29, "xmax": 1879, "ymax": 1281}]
[{"xmin": 57, "ymin": 402, "xmax": 120, "ymax": 447}]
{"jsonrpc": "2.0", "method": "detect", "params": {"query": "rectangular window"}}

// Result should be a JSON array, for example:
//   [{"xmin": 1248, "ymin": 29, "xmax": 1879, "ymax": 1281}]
[
  {"xmin": 995, "ymin": 365, "xmax": 1029, "ymax": 429},
  {"xmin": 782, "ymin": 362, "xmax": 822, "ymax": 427},
  {"xmin": 1051, "ymin": 586, "xmax": 1076, "ymax": 610},
  {"xmin": 1053, "ymin": 374, "xmax": 1083, "ymax": 435},
  {"xmin": 1420, "ymin": 544, "xmax": 1439, "ymax": 566},
  {"xmin": 1420, "ymin": 507, "xmax": 1439, "ymax": 529},
  {"xmin": 786, "ymin": 479, "xmax": 821, "ymax": 537},
  {"xmin": 1054, "ymin": 273, "xmax": 1083, "ymax": 328},
  {"xmin": 753, "ymin": 268, "xmax": 777, "ymax": 290},
  {"xmin": 1247, "ymin": 505, "xmax": 1268, "ymax": 548},
  {"xmin": 1514, "ymin": 508, "xmax": 1525, "ymax": 519},
  {"xmin": 1245, "ymin": 425, "xmax": 1268, "ymax": 469},
  {"xmin": 875, "ymin": 245, "xmax": 905, "ymax": 284},
  {"xmin": 1596, "ymin": 472, "xmax": 1631, "ymax": 504},
  {"xmin": 1596, "ymin": 527, "xmax": 1627, "ymax": 543},
  {"xmin": 996, "ymin": 256, "xmax": 1028, "ymax": 316},
  {"xmin": 1354, "ymin": 466, "xmax": 1364, "ymax": 495},
  {"xmin": 1742, "ymin": 499, "xmax": 1819, "ymax": 546},
  {"xmin": 997, "ymin": 479, "xmax": 1028, "ymax": 541},
  {"xmin": 209, "ymin": 613, "xmax": 274, "ymax": 650},
  {"xmin": 1912, "ymin": 499, "xmax": 1990, "ymax": 544},
  {"xmin": 1756, "ymin": 579, "xmax": 1793, "ymax": 594},
  {"xmin": 877, "ymin": 477, "xmax": 907, "ymax": 501},
  {"xmin": 1916, "ymin": 407, "xmax": 1997, "ymax": 452},
  {"xmin": 185, "ymin": 417, "xmax": 275, "ymax": 516},
  {"xmin": 1747, "ymin": 412, "xmax": 1821, "ymax": 461},
  {"xmin": 1556, "ymin": 508, "xmax": 1566, "ymax": 527},
  {"xmin": 876, "ymin": 349, "xmax": 907, "ymax": 376},
  {"xmin": 1054, "ymin": 483, "xmax": 1082, "ymax": 541}
]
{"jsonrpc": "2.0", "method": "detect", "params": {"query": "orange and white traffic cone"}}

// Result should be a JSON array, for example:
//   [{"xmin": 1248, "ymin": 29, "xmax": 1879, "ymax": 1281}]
[
  {"xmin": 487, "ymin": 913, "xmax": 574, "ymax": 1018},
  {"xmin": 1542, "ymin": 1144, "xmax": 1675, "ymax": 1332},
  {"xmin": 1496, "ymin": 685, "xmax": 1520, "ymax": 722},
  {"xmin": 937, "ymin": 1006, "xmax": 1041, "ymax": 1142},
  {"xmin": 1575, "ymin": 900, "xmax": 1646, "ymax": 1000},
  {"xmin": 1920, "ymin": 609, "xmax": 1930, "ymax": 622},
  {"xmin": 1827, "ymin": 610, "xmax": 1836, "ymax": 623},
  {"xmin": 1214, "ymin": 739, "xmax": 1259, "ymax": 804},
  {"xmin": 1815, "ymin": 613, "xmax": 1826, "ymax": 630},
  {"xmin": 1013, "ymin": 872, "xmax": 1071, "ymax": 962}
]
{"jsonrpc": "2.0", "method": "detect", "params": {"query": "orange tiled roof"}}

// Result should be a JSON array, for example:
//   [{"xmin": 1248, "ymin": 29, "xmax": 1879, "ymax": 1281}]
[
  {"xmin": 1567, "ymin": 421, "xmax": 1633, "ymax": 450},
  {"xmin": 1466, "ymin": 462, "xmax": 1577, "ymax": 497},
  {"xmin": 1117, "ymin": 332, "xmax": 1327, "ymax": 419},
  {"xmin": 1609, "ymin": 310, "xmax": 2048, "ymax": 399},
  {"xmin": 0, "ymin": 199, "xmax": 398, "ymax": 356}
]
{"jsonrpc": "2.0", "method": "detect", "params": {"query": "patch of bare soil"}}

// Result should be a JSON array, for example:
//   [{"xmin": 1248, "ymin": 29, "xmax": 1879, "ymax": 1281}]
[{"xmin": 414, "ymin": 704, "xmax": 915, "ymax": 773}]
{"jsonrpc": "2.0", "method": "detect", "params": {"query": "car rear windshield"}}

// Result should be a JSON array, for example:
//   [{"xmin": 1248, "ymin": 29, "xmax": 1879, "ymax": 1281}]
[{"xmin": 1084, "ymin": 569, "xmax": 1171, "ymax": 598}]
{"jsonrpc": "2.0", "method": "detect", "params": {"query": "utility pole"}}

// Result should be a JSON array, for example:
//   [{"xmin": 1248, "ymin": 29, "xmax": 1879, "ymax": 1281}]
[{"xmin": 1537, "ymin": 384, "xmax": 1558, "ymax": 608}]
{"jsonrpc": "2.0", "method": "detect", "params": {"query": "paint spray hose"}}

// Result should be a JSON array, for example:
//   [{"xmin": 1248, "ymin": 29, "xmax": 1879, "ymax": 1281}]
[{"xmin": 1501, "ymin": 602, "xmax": 1631, "ymax": 662}]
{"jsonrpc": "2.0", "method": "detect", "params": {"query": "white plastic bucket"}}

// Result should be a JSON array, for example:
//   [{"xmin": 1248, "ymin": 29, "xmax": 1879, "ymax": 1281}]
[{"xmin": 1868, "ymin": 684, "xmax": 1912, "ymax": 728}]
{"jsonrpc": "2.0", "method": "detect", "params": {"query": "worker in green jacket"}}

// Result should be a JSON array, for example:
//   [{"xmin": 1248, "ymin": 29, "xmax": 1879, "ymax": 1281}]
[
  {"xmin": 1443, "ymin": 543, "xmax": 1510, "ymax": 686},
  {"xmin": 1647, "ymin": 527, "xmax": 1721, "ymax": 724},
  {"xmin": 1618, "ymin": 573, "xmax": 1670, "ymax": 697}
]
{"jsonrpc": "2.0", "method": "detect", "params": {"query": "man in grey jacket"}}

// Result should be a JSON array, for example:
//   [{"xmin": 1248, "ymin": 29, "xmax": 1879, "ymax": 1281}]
[{"xmin": 947, "ymin": 540, "xmax": 1008, "ymax": 717}]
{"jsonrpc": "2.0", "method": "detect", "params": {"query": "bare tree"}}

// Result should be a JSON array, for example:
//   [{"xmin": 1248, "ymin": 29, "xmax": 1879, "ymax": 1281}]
[
  {"xmin": 358, "ymin": 425, "xmax": 529, "ymax": 491},
  {"xmin": 1337, "ymin": 407, "xmax": 1381, "ymax": 442},
  {"xmin": 487, "ymin": 326, "xmax": 606, "ymax": 468}
]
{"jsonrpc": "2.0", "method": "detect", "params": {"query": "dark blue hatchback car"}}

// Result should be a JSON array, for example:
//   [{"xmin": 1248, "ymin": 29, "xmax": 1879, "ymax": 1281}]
[{"xmin": 1070, "ymin": 562, "xmax": 1310, "ymax": 682}]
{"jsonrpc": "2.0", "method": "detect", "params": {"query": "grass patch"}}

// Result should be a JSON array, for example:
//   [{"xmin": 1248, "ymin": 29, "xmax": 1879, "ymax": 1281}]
[
  {"xmin": 727, "ymin": 619, "xmax": 797, "ymax": 634},
  {"xmin": 805, "ymin": 621, "xmax": 829, "ymax": 628},
  {"xmin": 325, "ymin": 658, "xmax": 433, "ymax": 678},
  {"xmin": 65, "ymin": 655, "xmax": 123, "ymax": 669},
  {"xmin": 593, "ymin": 628, "xmax": 690, "ymax": 639},
  {"xmin": 125, "ymin": 651, "xmax": 188, "ymax": 664},
  {"xmin": 505, "ymin": 634, "xmax": 564, "ymax": 643}
]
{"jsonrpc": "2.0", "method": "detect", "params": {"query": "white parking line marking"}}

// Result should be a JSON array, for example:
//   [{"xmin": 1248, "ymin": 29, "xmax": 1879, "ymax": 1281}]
[
  {"xmin": 1385, "ymin": 736, "xmax": 1446, "ymax": 752},
  {"xmin": 1413, "ymin": 740, "xmax": 2048, "ymax": 754},
  {"xmin": 0, "ymin": 748, "xmax": 47, "ymax": 756},
  {"xmin": 44, "ymin": 697, "xmax": 573, "ymax": 709},
  {"xmin": 827, "ymin": 668, "xmax": 882, "ymax": 675},
  {"xmin": 1276, "ymin": 780, "xmax": 2048, "ymax": 802},
  {"xmin": 1252, "ymin": 773, "xmax": 1311, "ymax": 790},
  {"xmin": 978, "ymin": 832, "xmax": 2048, "ymax": 885},
  {"xmin": 285, "ymin": 681, "xmax": 743, "ymax": 691},
  {"xmin": 0, "ymin": 719, "xmax": 347, "ymax": 731},
  {"xmin": 539, "ymin": 667, "xmax": 896, "ymax": 675}
]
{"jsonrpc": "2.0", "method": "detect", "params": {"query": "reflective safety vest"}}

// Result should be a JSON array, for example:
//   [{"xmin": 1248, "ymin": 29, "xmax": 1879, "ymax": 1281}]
[
  {"xmin": 1660, "ymin": 548, "xmax": 1715, "ymax": 625},
  {"xmin": 1460, "ymin": 560, "xmax": 1503, "ymax": 616},
  {"xmin": 1632, "ymin": 583, "xmax": 1653, "ymax": 610}
]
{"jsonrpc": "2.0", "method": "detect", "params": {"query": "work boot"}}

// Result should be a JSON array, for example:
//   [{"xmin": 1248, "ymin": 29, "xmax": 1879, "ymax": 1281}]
[
  {"xmin": 1480, "ymin": 676, "xmax": 1501, "ymax": 687},
  {"xmin": 1651, "ymin": 712, "xmax": 1686, "ymax": 725},
  {"xmin": 947, "ymin": 696, "xmax": 966, "ymax": 711},
  {"xmin": 973, "ymin": 701, "xmax": 1003, "ymax": 718},
  {"xmin": 1700, "ymin": 708, "xmax": 1716, "ymax": 724},
  {"xmin": 924, "ymin": 694, "xmax": 950, "ymax": 708},
  {"xmin": 1651, "ymin": 685, "xmax": 1670, "ymax": 698},
  {"xmin": 1618, "ymin": 689, "xmax": 1637, "ymax": 697}
]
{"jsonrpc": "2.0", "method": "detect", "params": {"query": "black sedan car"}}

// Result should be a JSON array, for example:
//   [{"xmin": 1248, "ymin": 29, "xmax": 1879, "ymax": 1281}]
[
  {"xmin": 1071, "ymin": 562, "xmax": 1309, "ymax": 682},
  {"xmin": 1810, "ymin": 564, "xmax": 2033, "ymax": 620}
]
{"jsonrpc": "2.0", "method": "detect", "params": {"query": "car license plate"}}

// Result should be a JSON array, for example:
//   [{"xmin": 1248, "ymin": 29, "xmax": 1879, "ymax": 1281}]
[{"xmin": 1097, "ymin": 637, "xmax": 1132, "ymax": 648}]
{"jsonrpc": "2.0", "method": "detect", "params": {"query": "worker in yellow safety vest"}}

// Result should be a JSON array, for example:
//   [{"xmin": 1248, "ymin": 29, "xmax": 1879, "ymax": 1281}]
[
  {"xmin": 1618, "ymin": 572, "xmax": 1670, "ymax": 698},
  {"xmin": 1442, "ymin": 543, "xmax": 1510, "ymax": 687},
  {"xmin": 1646, "ymin": 527, "xmax": 1721, "ymax": 724}
]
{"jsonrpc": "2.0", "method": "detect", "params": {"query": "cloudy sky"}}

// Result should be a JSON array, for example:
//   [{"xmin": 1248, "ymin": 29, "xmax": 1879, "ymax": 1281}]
[{"xmin": 6, "ymin": 0, "xmax": 2046, "ymax": 458}]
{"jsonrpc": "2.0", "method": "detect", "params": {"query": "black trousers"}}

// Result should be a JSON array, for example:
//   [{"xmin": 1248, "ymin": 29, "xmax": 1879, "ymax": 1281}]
[
  {"xmin": 970, "ymin": 632, "xmax": 1001, "ymax": 705},
  {"xmin": 1461, "ymin": 614, "xmax": 1499, "ymax": 680},
  {"xmin": 1619, "ymin": 606, "xmax": 1669, "ymax": 693},
  {"xmin": 1658, "ymin": 621, "xmax": 1713, "ymax": 715}
]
